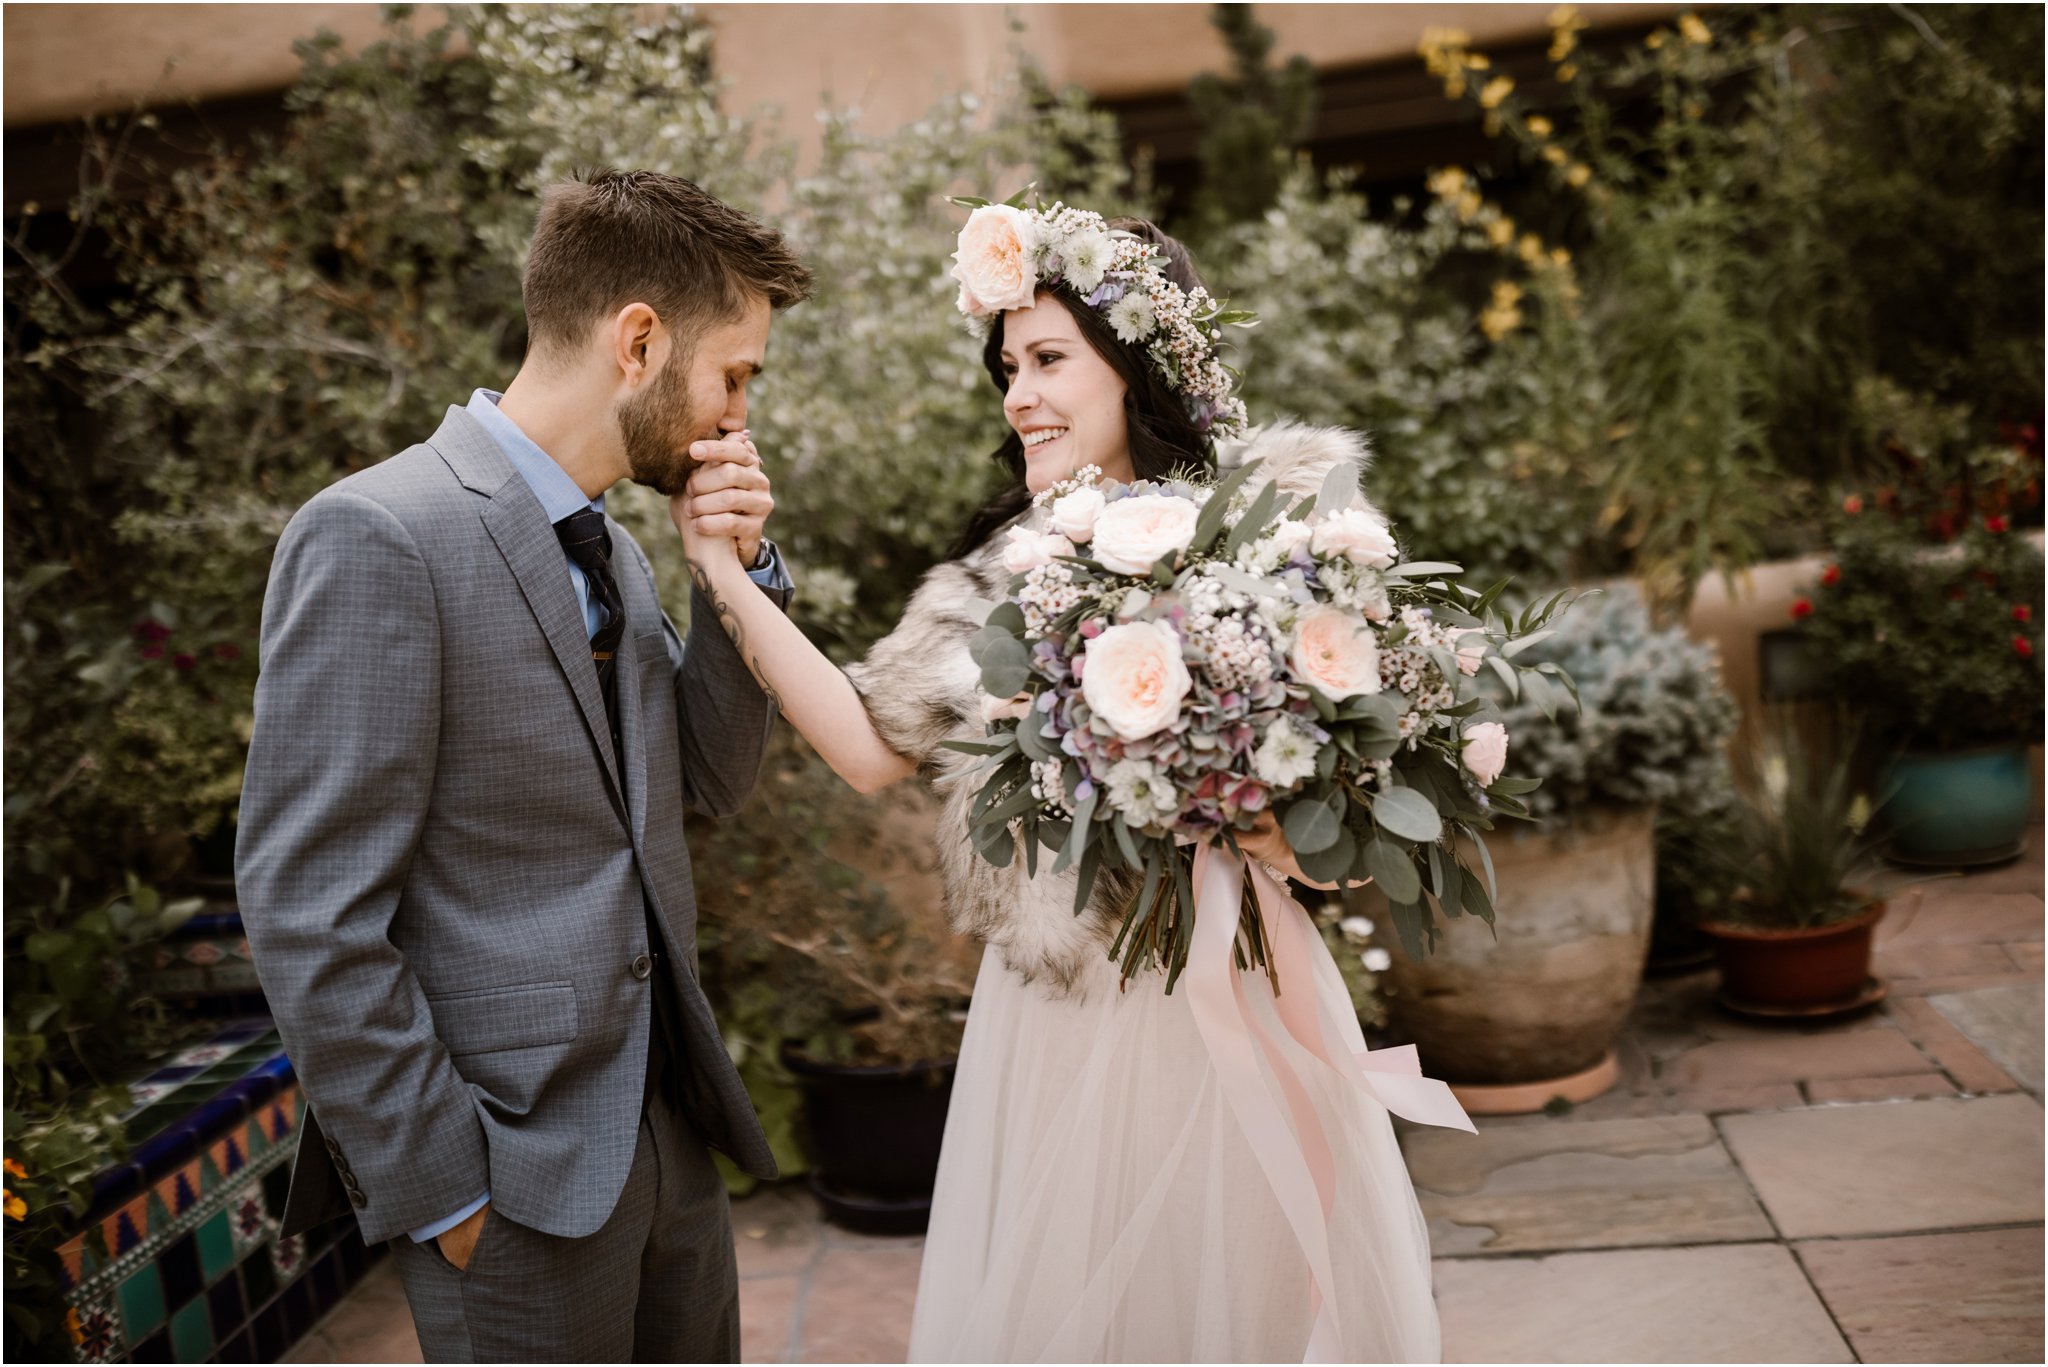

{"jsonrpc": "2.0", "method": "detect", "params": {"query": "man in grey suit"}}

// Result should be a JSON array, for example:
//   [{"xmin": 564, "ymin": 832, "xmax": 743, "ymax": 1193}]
[{"xmin": 237, "ymin": 169, "xmax": 812, "ymax": 1361}]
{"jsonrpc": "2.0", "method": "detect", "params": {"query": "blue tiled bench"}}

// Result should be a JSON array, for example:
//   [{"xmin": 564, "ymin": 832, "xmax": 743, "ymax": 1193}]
[{"xmin": 56, "ymin": 1020, "xmax": 385, "ymax": 1363}]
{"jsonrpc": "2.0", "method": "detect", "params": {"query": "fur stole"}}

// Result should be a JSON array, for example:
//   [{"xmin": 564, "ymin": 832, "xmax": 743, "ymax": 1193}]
[{"xmin": 843, "ymin": 422, "xmax": 1383, "ymax": 998}]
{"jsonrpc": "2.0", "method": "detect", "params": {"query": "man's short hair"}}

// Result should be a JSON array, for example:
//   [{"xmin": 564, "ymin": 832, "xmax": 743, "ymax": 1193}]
[{"xmin": 522, "ymin": 168, "xmax": 813, "ymax": 363}]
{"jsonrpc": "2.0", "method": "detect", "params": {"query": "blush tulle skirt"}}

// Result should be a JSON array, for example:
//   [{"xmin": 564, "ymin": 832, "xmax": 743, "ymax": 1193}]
[{"xmin": 906, "ymin": 939, "xmax": 1444, "ymax": 1364}]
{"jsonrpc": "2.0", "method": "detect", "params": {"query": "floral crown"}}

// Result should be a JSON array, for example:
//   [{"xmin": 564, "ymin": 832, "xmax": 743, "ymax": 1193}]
[{"xmin": 947, "ymin": 191, "xmax": 1255, "ymax": 443}]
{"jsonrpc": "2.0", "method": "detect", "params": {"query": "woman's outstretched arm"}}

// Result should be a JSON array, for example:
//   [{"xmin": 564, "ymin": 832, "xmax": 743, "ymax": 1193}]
[{"xmin": 671, "ymin": 438, "xmax": 917, "ymax": 794}]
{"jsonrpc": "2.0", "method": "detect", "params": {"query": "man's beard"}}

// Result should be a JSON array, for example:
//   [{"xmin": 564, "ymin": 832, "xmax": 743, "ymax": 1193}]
[{"xmin": 617, "ymin": 356, "xmax": 701, "ymax": 497}]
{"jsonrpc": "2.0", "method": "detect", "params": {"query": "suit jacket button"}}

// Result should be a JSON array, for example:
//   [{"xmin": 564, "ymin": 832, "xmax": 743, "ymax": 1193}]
[
  {"xmin": 325, "ymin": 1137, "xmax": 340, "ymax": 1154},
  {"xmin": 630, "ymin": 953, "xmax": 653, "ymax": 980},
  {"xmin": 347, "ymin": 1189, "xmax": 367, "ymax": 1208}
]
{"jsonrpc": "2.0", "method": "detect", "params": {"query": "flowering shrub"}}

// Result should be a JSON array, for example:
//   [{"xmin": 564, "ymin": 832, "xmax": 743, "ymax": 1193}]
[{"xmin": 1795, "ymin": 492, "xmax": 2044, "ymax": 750}]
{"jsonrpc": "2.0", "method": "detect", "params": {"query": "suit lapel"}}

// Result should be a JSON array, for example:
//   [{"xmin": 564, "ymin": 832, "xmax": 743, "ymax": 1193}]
[{"xmin": 427, "ymin": 407, "xmax": 628, "ymax": 823}]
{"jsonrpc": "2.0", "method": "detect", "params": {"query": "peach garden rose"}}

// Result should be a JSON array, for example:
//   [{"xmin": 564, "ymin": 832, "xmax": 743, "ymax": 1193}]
[
  {"xmin": 1081, "ymin": 620, "xmax": 1193, "ymax": 740},
  {"xmin": 1090, "ymin": 494, "xmax": 1200, "ymax": 575},
  {"xmin": 951, "ymin": 204, "xmax": 1039, "ymax": 316},
  {"xmin": 1290, "ymin": 606, "xmax": 1383, "ymax": 700}
]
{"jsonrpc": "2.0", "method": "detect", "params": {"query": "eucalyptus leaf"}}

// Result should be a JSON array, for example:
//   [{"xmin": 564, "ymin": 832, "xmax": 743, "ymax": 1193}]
[
  {"xmin": 1364, "ymin": 838, "xmax": 1421, "ymax": 903},
  {"xmin": 1282, "ymin": 795, "xmax": 1342, "ymax": 854},
  {"xmin": 1371, "ymin": 786, "xmax": 1443, "ymax": 843}
]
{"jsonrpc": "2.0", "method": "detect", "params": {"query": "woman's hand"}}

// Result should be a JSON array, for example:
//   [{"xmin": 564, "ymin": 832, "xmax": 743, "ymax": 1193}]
[
  {"xmin": 1234, "ymin": 811, "xmax": 1372, "ymax": 892},
  {"xmin": 668, "ymin": 431, "xmax": 772, "ymax": 572}
]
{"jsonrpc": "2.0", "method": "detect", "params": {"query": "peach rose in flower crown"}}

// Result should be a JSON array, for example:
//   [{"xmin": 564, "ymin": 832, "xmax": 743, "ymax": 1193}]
[
  {"xmin": 1462, "ymin": 722, "xmax": 1510, "ymax": 786},
  {"xmin": 1090, "ymin": 495, "xmax": 1200, "ymax": 575},
  {"xmin": 1290, "ymin": 606, "xmax": 1383, "ymax": 699},
  {"xmin": 952, "ymin": 205, "xmax": 1040, "ymax": 316},
  {"xmin": 1081, "ymin": 621, "xmax": 1193, "ymax": 740}
]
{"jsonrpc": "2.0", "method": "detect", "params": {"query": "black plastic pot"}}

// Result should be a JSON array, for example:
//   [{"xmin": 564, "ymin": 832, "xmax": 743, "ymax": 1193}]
[{"xmin": 779, "ymin": 1044, "xmax": 956, "ymax": 1236}]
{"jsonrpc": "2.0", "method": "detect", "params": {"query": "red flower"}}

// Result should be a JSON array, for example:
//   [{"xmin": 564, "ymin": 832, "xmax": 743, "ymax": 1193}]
[
  {"xmin": 2016, "ymin": 636, "xmax": 2034, "ymax": 660},
  {"xmin": 1820, "ymin": 564, "xmax": 1841, "ymax": 587},
  {"xmin": 1789, "ymin": 598, "xmax": 1814, "ymax": 620},
  {"xmin": 1841, "ymin": 494, "xmax": 1864, "ymax": 515},
  {"xmin": 212, "ymin": 643, "xmax": 241, "ymax": 662},
  {"xmin": 1948, "ymin": 586, "xmax": 1969, "ymax": 602},
  {"xmin": 173, "ymin": 653, "xmax": 196, "ymax": 672},
  {"xmin": 140, "ymin": 644, "xmax": 165, "ymax": 661},
  {"xmin": 1986, "ymin": 515, "xmax": 2010, "ymax": 534},
  {"xmin": 2015, "ymin": 605, "xmax": 2033, "ymax": 623},
  {"xmin": 131, "ymin": 619, "xmax": 172, "ymax": 644}
]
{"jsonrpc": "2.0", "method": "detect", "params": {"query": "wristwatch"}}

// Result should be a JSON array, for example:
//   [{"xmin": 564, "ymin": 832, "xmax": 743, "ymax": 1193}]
[{"xmin": 749, "ymin": 539, "xmax": 777, "ymax": 571}]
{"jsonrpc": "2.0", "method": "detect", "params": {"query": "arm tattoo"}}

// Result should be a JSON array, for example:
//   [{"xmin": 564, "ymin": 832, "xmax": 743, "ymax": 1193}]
[{"xmin": 689, "ymin": 557, "xmax": 782, "ymax": 708}]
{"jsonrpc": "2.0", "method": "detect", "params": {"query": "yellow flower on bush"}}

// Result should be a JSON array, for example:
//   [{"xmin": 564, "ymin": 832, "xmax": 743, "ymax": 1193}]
[
  {"xmin": 1550, "ymin": 246, "xmax": 1573, "ymax": 268},
  {"xmin": 4, "ymin": 1189, "xmax": 26, "ymax": 1221},
  {"xmin": 1488, "ymin": 218, "xmax": 1516, "ymax": 248},
  {"xmin": 1479, "ymin": 280, "xmax": 1525, "ymax": 341},
  {"xmin": 1519, "ymin": 233, "xmax": 1546, "ymax": 265},
  {"xmin": 1426, "ymin": 166, "xmax": 1469, "ymax": 199},
  {"xmin": 1646, "ymin": 30, "xmax": 1667, "ymax": 50},
  {"xmin": 1526, "ymin": 115, "xmax": 1554, "ymax": 138},
  {"xmin": 1566, "ymin": 163, "xmax": 1592, "ymax": 189},
  {"xmin": 1558, "ymin": 62, "xmax": 1579, "ymax": 83},
  {"xmin": 1680, "ymin": 12, "xmax": 1712, "ymax": 45},
  {"xmin": 1479, "ymin": 76, "xmax": 1514, "ymax": 109},
  {"xmin": 1542, "ymin": 145, "xmax": 1569, "ymax": 167},
  {"xmin": 3, "ymin": 1158, "xmax": 25, "ymax": 1180}
]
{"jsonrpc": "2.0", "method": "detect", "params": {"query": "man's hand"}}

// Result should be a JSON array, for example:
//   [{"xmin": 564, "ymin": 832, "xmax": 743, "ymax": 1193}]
[
  {"xmin": 670, "ymin": 431, "xmax": 772, "ymax": 570},
  {"xmin": 436, "ymin": 1201, "xmax": 490, "ymax": 1273}
]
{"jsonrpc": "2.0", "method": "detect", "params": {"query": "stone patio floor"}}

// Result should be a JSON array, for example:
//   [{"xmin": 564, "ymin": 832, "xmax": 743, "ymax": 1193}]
[{"xmin": 287, "ymin": 843, "xmax": 2044, "ymax": 1364}]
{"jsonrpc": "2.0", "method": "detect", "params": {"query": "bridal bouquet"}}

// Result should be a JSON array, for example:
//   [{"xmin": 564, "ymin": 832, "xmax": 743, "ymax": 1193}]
[{"xmin": 949, "ymin": 458, "xmax": 1579, "ymax": 988}]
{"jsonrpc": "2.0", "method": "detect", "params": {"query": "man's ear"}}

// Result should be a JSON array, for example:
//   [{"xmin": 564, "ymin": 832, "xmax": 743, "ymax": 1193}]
[{"xmin": 610, "ymin": 302, "xmax": 661, "ymax": 386}]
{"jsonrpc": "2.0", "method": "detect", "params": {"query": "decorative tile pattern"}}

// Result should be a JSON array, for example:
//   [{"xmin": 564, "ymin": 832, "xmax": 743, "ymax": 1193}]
[{"xmin": 52, "ymin": 1018, "xmax": 385, "ymax": 1363}]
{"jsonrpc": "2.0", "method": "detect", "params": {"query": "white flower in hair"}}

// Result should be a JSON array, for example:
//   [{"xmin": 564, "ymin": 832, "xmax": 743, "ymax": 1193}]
[
  {"xmin": 1106, "ymin": 293, "xmax": 1156, "ymax": 344},
  {"xmin": 1062, "ymin": 226, "xmax": 1114, "ymax": 293}
]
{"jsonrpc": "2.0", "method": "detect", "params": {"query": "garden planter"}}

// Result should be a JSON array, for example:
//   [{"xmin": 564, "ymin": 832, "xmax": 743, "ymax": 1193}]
[
  {"xmin": 779, "ymin": 1044, "xmax": 956, "ymax": 1236},
  {"xmin": 1881, "ymin": 742, "xmax": 2033, "ymax": 867},
  {"xmin": 1368, "ymin": 804, "xmax": 1656, "ymax": 1106},
  {"xmin": 1700, "ymin": 901, "xmax": 1886, "ymax": 1015}
]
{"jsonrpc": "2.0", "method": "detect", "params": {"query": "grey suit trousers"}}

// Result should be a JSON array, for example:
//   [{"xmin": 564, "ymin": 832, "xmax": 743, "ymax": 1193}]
[{"xmin": 391, "ymin": 1039, "xmax": 739, "ymax": 1364}]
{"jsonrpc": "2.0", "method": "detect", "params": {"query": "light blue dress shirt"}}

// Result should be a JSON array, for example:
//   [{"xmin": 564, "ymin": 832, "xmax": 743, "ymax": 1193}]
[{"xmin": 408, "ymin": 390, "xmax": 788, "ymax": 1245}]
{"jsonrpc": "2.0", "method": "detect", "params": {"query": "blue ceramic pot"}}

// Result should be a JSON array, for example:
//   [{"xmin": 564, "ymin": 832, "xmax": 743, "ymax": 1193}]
[{"xmin": 1881, "ymin": 742, "xmax": 2033, "ymax": 866}]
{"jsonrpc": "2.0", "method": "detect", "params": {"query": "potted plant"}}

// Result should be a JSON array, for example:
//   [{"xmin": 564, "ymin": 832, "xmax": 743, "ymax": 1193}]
[
  {"xmin": 690, "ymin": 730, "xmax": 972, "ymax": 1234},
  {"xmin": 1367, "ymin": 583, "xmax": 1739, "ymax": 1110},
  {"xmin": 1697, "ymin": 715, "xmax": 1934, "ymax": 1015},
  {"xmin": 1795, "ymin": 392, "xmax": 2043, "ymax": 865}
]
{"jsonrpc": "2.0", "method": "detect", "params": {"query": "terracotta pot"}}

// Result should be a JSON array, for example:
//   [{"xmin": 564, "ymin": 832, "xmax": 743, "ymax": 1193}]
[
  {"xmin": 1366, "ymin": 804, "xmax": 1657, "ymax": 1086},
  {"xmin": 1699, "ymin": 900, "xmax": 1885, "ymax": 1009}
]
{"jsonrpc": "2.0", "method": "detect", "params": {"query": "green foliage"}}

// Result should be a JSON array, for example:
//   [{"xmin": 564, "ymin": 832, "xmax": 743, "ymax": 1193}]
[
  {"xmin": 1702, "ymin": 715, "xmax": 1925, "ymax": 930},
  {"xmin": 1185, "ymin": 4, "xmax": 1318, "ymax": 231},
  {"xmin": 1415, "ymin": 4, "xmax": 2044, "ymax": 608},
  {"xmin": 1494, "ymin": 583, "xmax": 1740, "ymax": 821},
  {"xmin": 1204, "ymin": 164, "xmax": 1603, "ymax": 586}
]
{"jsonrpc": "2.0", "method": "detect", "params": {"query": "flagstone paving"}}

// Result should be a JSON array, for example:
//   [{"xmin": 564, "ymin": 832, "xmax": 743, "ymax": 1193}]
[{"xmin": 287, "ymin": 809, "xmax": 2043, "ymax": 1363}]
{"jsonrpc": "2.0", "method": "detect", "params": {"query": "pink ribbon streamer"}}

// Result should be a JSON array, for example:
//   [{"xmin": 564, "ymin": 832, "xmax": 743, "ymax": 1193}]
[{"xmin": 1187, "ymin": 843, "xmax": 1474, "ymax": 1363}]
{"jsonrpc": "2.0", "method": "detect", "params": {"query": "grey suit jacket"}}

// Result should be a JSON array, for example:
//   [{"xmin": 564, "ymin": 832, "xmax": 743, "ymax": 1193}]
[{"xmin": 238, "ymin": 405, "xmax": 779, "ymax": 1245}]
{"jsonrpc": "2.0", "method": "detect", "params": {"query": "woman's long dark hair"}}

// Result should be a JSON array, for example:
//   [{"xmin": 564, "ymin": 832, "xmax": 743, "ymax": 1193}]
[{"xmin": 947, "ymin": 218, "xmax": 1218, "ymax": 559}]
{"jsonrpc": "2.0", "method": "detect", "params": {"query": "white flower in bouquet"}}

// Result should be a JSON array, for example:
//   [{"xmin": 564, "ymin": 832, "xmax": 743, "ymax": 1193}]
[
  {"xmin": 1050, "ymin": 486, "xmax": 1106, "ymax": 543},
  {"xmin": 1001, "ymin": 525, "xmax": 1075, "ymax": 574},
  {"xmin": 1104, "ymin": 757, "xmax": 1181, "ymax": 824},
  {"xmin": 1339, "ymin": 915, "xmax": 1376, "ymax": 940},
  {"xmin": 1311, "ymin": 507, "xmax": 1399, "ymax": 569},
  {"xmin": 1253, "ymin": 718, "xmax": 1320, "ymax": 788},
  {"xmin": 1091, "ymin": 494, "xmax": 1200, "ymax": 575},
  {"xmin": 1462, "ymin": 721, "xmax": 1510, "ymax": 786},
  {"xmin": 1361, "ymin": 947, "xmax": 1393, "ymax": 972},
  {"xmin": 951, "ymin": 204, "xmax": 1040, "ymax": 314},
  {"xmin": 1080, "ymin": 620, "xmax": 1193, "ymax": 740},
  {"xmin": 1290, "ymin": 605, "xmax": 1384, "ymax": 700}
]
